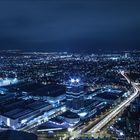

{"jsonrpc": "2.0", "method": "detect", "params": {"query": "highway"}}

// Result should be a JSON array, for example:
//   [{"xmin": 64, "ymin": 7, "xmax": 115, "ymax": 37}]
[
  {"xmin": 89, "ymin": 71, "xmax": 139, "ymax": 133},
  {"xmin": 70, "ymin": 71, "xmax": 140, "ymax": 139}
]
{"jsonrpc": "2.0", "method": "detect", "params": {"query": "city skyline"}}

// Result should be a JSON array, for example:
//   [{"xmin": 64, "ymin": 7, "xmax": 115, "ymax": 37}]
[{"xmin": 0, "ymin": 0, "xmax": 140, "ymax": 139}]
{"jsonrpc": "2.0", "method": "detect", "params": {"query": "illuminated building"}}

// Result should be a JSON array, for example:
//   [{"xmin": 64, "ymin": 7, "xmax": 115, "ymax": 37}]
[
  {"xmin": 0, "ymin": 99, "xmax": 52, "ymax": 129},
  {"xmin": 0, "ymin": 78, "xmax": 18, "ymax": 87},
  {"xmin": 63, "ymin": 111, "xmax": 80, "ymax": 125},
  {"xmin": 66, "ymin": 78, "xmax": 85, "ymax": 113}
]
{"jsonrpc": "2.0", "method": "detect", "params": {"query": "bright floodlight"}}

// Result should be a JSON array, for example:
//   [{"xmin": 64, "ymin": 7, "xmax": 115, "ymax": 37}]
[
  {"xmin": 71, "ymin": 79, "xmax": 75, "ymax": 83},
  {"xmin": 76, "ymin": 79, "xmax": 80, "ymax": 83}
]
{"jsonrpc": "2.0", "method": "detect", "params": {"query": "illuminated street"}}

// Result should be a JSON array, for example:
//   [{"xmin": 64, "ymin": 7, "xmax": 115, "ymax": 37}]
[{"xmin": 69, "ymin": 71, "xmax": 140, "ymax": 139}]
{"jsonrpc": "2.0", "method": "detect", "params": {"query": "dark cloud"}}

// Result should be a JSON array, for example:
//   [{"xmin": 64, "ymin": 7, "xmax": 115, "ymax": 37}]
[{"xmin": 0, "ymin": 0, "xmax": 140, "ymax": 52}]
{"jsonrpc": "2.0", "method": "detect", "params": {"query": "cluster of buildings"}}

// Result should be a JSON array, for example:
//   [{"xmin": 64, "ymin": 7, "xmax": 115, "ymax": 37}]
[
  {"xmin": 109, "ymin": 96, "xmax": 140, "ymax": 139},
  {"xmin": 0, "ymin": 51, "xmax": 140, "ymax": 139},
  {"xmin": 0, "ymin": 90, "xmax": 53, "ymax": 129},
  {"xmin": 0, "ymin": 74, "xmax": 124, "ymax": 132}
]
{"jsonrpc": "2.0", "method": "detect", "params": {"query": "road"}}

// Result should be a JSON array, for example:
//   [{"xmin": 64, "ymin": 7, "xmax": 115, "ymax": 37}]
[
  {"xmin": 70, "ymin": 71, "xmax": 140, "ymax": 139},
  {"xmin": 88, "ymin": 71, "xmax": 139, "ymax": 133}
]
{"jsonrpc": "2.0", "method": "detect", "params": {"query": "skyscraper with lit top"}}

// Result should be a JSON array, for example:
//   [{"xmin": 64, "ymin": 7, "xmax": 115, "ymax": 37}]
[{"xmin": 66, "ymin": 78, "xmax": 85, "ymax": 113}]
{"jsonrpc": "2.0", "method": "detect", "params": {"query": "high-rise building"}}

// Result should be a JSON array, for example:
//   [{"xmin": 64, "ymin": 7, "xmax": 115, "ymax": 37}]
[{"xmin": 66, "ymin": 78, "xmax": 85, "ymax": 113}]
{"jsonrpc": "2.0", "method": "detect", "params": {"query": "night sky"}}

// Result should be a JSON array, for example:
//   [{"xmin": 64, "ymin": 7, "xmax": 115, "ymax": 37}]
[{"xmin": 0, "ymin": 0, "xmax": 140, "ymax": 53}]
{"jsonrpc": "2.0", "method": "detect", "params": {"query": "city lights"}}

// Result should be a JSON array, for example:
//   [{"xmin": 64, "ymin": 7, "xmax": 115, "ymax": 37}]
[{"xmin": 0, "ymin": 51, "xmax": 139, "ymax": 140}]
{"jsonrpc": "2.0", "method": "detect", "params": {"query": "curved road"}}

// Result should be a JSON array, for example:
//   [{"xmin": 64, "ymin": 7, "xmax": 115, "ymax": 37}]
[
  {"xmin": 89, "ymin": 71, "xmax": 139, "ymax": 133},
  {"xmin": 70, "ymin": 71, "xmax": 140, "ymax": 139}
]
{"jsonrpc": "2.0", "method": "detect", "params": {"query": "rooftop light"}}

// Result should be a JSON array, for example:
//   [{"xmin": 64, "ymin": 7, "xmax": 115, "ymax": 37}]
[
  {"xmin": 70, "ymin": 78, "xmax": 80, "ymax": 83},
  {"xmin": 71, "ymin": 79, "xmax": 75, "ymax": 83},
  {"xmin": 76, "ymin": 78, "xmax": 80, "ymax": 83}
]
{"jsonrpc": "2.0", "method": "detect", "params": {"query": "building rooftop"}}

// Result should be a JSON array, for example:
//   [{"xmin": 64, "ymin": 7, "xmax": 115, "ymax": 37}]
[
  {"xmin": 30, "ymin": 84, "xmax": 66, "ymax": 97},
  {"xmin": 0, "ymin": 92, "xmax": 15, "ymax": 102},
  {"xmin": 0, "ymin": 98, "xmax": 51, "ymax": 119},
  {"xmin": 50, "ymin": 117, "xmax": 64, "ymax": 124},
  {"xmin": 62, "ymin": 111, "xmax": 79, "ymax": 119},
  {"xmin": 6, "ymin": 82, "xmax": 45, "ymax": 93},
  {"xmin": 95, "ymin": 92, "xmax": 119, "ymax": 100}
]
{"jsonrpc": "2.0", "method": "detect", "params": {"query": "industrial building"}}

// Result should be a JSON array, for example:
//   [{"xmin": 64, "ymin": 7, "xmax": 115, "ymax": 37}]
[
  {"xmin": 0, "ymin": 98, "xmax": 53, "ymax": 129},
  {"xmin": 6, "ymin": 82, "xmax": 66, "ymax": 105}
]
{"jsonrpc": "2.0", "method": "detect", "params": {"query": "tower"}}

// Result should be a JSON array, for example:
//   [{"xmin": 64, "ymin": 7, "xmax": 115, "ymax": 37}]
[{"xmin": 66, "ymin": 78, "xmax": 84, "ymax": 113}]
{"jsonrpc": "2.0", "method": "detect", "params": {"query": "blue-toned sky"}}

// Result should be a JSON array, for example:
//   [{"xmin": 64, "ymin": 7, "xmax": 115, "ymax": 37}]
[{"xmin": 0, "ymin": 0, "xmax": 140, "ymax": 53}]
